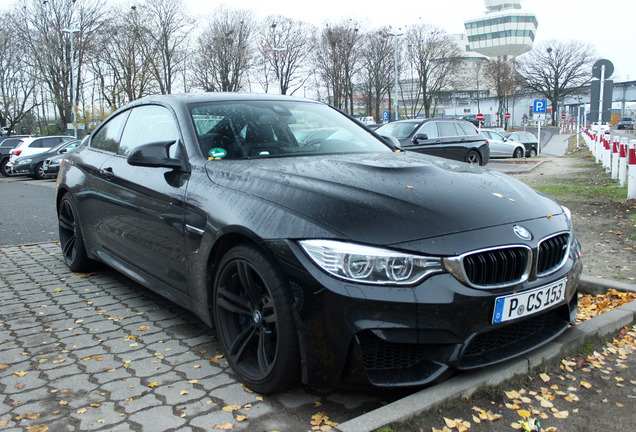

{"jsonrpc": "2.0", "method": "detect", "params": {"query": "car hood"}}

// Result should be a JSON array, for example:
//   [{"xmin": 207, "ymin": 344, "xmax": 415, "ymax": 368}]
[{"xmin": 205, "ymin": 152, "xmax": 563, "ymax": 245}]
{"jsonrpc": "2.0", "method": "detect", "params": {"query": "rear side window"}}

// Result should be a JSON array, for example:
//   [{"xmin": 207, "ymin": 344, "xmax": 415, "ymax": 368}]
[
  {"xmin": 1, "ymin": 139, "xmax": 21, "ymax": 147},
  {"xmin": 457, "ymin": 122, "xmax": 478, "ymax": 136},
  {"xmin": 91, "ymin": 111, "xmax": 130, "ymax": 153},
  {"xmin": 438, "ymin": 122, "xmax": 460, "ymax": 137},
  {"xmin": 118, "ymin": 105, "xmax": 180, "ymax": 157},
  {"xmin": 40, "ymin": 137, "xmax": 62, "ymax": 148}
]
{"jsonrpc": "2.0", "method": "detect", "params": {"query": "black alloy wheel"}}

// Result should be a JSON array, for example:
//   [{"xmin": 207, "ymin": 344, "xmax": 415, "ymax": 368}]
[
  {"xmin": 513, "ymin": 147, "xmax": 524, "ymax": 159},
  {"xmin": 465, "ymin": 150, "xmax": 482, "ymax": 165},
  {"xmin": 58, "ymin": 194, "xmax": 91, "ymax": 272},
  {"xmin": 213, "ymin": 245, "xmax": 300, "ymax": 393}
]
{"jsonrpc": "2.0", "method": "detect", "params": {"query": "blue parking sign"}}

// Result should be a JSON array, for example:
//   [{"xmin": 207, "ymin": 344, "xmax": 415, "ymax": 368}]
[
  {"xmin": 534, "ymin": 100, "xmax": 546, "ymax": 113},
  {"xmin": 382, "ymin": 110, "xmax": 390, "ymax": 122}
]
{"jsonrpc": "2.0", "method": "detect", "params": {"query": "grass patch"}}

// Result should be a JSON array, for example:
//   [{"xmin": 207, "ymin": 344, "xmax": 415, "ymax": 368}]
[{"xmin": 533, "ymin": 183, "xmax": 627, "ymax": 201}]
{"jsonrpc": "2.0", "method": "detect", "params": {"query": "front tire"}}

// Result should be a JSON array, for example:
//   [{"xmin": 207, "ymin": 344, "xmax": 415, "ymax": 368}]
[
  {"xmin": 213, "ymin": 244, "xmax": 300, "ymax": 393},
  {"xmin": 529, "ymin": 147, "xmax": 537, "ymax": 158},
  {"xmin": 513, "ymin": 147, "xmax": 524, "ymax": 159},
  {"xmin": 0, "ymin": 158, "xmax": 13, "ymax": 176},
  {"xmin": 58, "ymin": 194, "xmax": 91, "ymax": 272},
  {"xmin": 34, "ymin": 162, "xmax": 45, "ymax": 180}
]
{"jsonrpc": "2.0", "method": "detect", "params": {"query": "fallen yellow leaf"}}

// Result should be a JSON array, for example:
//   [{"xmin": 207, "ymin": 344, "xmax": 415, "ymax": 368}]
[
  {"xmin": 517, "ymin": 409, "xmax": 531, "ymax": 419},
  {"xmin": 213, "ymin": 423, "xmax": 233, "ymax": 430},
  {"xmin": 222, "ymin": 405, "xmax": 241, "ymax": 412},
  {"xmin": 147, "ymin": 382, "xmax": 158, "ymax": 388}
]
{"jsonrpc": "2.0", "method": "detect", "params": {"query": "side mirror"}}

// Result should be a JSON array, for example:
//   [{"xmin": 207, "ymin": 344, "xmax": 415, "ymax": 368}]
[
  {"xmin": 412, "ymin": 133, "xmax": 428, "ymax": 144},
  {"xmin": 379, "ymin": 135, "xmax": 401, "ymax": 149},
  {"xmin": 59, "ymin": 148, "xmax": 68, "ymax": 154},
  {"xmin": 127, "ymin": 140, "xmax": 183, "ymax": 169}
]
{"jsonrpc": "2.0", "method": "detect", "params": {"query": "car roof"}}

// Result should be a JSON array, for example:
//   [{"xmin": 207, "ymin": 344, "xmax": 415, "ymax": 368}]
[{"xmin": 16, "ymin": 135, "xmax": 73, "ymax": 146}]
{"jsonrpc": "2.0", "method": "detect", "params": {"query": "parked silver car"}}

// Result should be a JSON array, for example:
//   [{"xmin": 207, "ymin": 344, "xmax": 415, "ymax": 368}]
[{"xmin": 481, "ymin": 129, "xmax": 525, "ymax": 158}]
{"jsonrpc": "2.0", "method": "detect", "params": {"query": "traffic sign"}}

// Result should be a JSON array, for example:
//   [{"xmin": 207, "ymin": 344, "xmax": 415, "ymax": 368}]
[
  {"xmin": 534, "ymin": 100, "xmax": 547, "ymax": 113},
  {"xmin": 561, "ymin": 114, "xmax": 566, "ymax": 119},
  {"xmin": 592, "ymin": 59, "xmax": 614, "ymax": 79},
  {"xmin": 476, "ymin": 113, "xmax": 484, "ymax": 121},
  {"xmin": 382, "ymin": 110, "xmax": 389, "ymax": 122},
  {"xmin": 505, "ymin": 113, "xmax": 511, "ymax": 119}
]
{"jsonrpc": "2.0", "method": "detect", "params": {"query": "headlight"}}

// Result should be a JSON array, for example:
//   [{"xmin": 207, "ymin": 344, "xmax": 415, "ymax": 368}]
[
  {"xmin": 299, "ymin": 240, "xmax": 444, "ymax": 285},
  {"xmin": 16, "ymin": 158, "xmax": 32, "ymax": 165},
  {"xmin": 561, "ymin": 205, "xmax": 572, "ymax": 229}
]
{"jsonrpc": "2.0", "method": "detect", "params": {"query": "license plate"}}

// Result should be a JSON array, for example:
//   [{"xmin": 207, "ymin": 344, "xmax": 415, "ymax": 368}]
[{"xmin": 492, "ymin": 278, "xmax": 567, "ymax": 324}]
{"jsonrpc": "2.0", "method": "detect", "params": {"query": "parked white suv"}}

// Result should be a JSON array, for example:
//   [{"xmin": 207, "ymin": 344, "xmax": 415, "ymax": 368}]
[{"xmin": 8, "ymin": 136, "xmax": 75, "ymax": 168}]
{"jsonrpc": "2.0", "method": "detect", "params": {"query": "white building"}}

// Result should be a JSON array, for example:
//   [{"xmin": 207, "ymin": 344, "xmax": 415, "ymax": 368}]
[{"xmin": 464, "ymin": 0, "xmax": 538, "ymax": 58}]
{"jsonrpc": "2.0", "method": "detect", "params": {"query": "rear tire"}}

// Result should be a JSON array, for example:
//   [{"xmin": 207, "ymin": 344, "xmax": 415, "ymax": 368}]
[
  {"xmin": 213, "ymin": 244, "xmax": 300, "ymax": 393},
  {"xmin": 513, "ymin": 147, "xmax": 524, "ymax": 159},
  {"xmin": 58, "ymin": 194, "xmax": 91, "ymax": 272},
  {"xmin": 465, "ymin": 150, "xmax": 482, "ymax": 165}
]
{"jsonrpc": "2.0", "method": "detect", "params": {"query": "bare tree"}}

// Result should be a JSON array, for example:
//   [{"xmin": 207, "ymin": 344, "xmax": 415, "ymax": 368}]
[
  {"xmin": 358, "ymin": 28, "xmax": 394, "ymax": 122},
  {"xmin": 192, "ymin": 7, "xmax": 255, "ymax": 92},
  {"xmin": 516, "ymin": 40, "xmax": 597, "ymax": 125},
  {"xmin": 484, "ymin": 58, "xmax": 518, "ymax": 128},
  {"xmin": 91, "ymin": 5, "xmax": 157, "ymax": 107},
  {"xmin": 0, "ymin": 17, "xmax": 39, "ymax": 133},
  {"xmin": 315, "ymin": 20, "xmax": 363, "ymax": 114},
  {"xmin": 139, "ymin": 0, "xmax": 192, "ymax": 95},
  {"xmin": 15, "ymin": 0, "xmax": 108, "ymax": 127},
  {"xmin": 258, "ymin": 16, "xmax": 315, "ymax": 95},
  {"xmin": 405, "ymin": 23, "xmax": 460, "ymax": 118}
]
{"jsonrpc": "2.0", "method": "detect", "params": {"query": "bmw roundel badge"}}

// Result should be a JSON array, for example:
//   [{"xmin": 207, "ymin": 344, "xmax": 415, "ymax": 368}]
[{"xmin": 513, "ymin": 225, "xmax": 532, "ymax": 241}]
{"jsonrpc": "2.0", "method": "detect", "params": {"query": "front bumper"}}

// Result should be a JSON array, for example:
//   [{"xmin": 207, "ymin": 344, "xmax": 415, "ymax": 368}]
[{"xmin": 268, "ymin": 226, "xmax": 582, "ymax": 389}]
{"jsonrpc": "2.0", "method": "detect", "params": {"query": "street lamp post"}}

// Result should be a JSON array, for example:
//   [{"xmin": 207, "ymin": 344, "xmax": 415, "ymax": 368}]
[
  {"xmin": 62, "ymin": 28, "xmax": 80, "ymax": 138},
  {"xmin": 388, "ymin": 29, "xmax": 403, "ymax": 122}
]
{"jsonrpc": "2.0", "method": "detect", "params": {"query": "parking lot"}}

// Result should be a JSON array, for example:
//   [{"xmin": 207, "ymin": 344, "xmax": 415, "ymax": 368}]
[{"xmin": 0, "ymin": 242, "xmax": 394, "ymax": 431}]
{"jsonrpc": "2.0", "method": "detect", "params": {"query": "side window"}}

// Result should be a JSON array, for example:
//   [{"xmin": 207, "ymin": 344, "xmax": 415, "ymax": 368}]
[
  {"xmin": 438, "ymin": 122, "xmax": 460, "ymax": 137},
  {"xmin": 91, "ymin": 110, "xmax": 130, "ymax": 153},
  {"xmin": 41, "ymin": 137, "xmax": 60, "ymax": 148},
  {"xmin": 119, "ymin": 105, "xmax": 180, "ymax": 157},
  {"xmin": 418, "ymin": 122, "xmax": 439, "ymax": 139},
  {"xmin": 457, "ymin": 122, "xmax": 478, "ymax": 136}
]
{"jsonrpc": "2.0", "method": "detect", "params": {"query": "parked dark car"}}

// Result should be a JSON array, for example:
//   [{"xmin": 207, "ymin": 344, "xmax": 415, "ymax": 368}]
[
  {"xmin": 505, "ymin": 131, "xmax": 539, "ymax": 157},
  {"xmin": 617, "ymin": 117, "xmax": 634, "ymax": 130},
  {"xmin": 375, "ymin": 118, "xmax": 490, "ymax": 165},
  {"xmin": 0, "ymin": 135, "xmax": 32, "ymax": 176},
  {"xmin": 11, "ymin": 139, "xmax": 81, "ymax": 179},
  {"xmin": 56, "ymin": 94, "xmax": 581, "ymax": 393}
]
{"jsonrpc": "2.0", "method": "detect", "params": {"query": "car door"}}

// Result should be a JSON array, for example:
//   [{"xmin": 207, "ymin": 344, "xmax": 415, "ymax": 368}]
[
  {"xmin": 96, "ymin": 104, "xmax": 190, "ymax": 294},
  {"xmin": 405, "ymin": 121, "xmax": 445, "ymax": 159},
  {"xmin": 483, "ymin": 131, "xmax": 504, "ymax": 157}
]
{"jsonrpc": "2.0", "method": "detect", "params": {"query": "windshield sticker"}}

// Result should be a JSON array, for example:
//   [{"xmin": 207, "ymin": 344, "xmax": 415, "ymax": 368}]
[{"xmin": 208, "ymin": 148, "xmax": 227, "ymax": 160}]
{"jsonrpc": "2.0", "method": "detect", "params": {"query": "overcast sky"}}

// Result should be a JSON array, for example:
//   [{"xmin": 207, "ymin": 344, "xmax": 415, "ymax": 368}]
[
  {"xmin": 0, "ymin": 0, "xmax": 632, "ymax": 80},
  {"xmin": 186, "ymin": 0, "xmax": 635, "ymax": 81}
]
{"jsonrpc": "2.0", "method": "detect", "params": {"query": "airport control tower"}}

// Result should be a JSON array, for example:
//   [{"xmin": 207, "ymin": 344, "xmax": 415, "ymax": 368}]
[{"xmin": 464, "ymin": 0, "xmax": 538, "ymax": 58}]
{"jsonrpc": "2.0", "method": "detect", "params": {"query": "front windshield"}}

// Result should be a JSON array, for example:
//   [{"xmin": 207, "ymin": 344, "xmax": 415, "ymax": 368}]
[
  {"xmin": 375, "ymin": 121, "xmax": 421, "ymax": 139},
  {"xmin": 189, "ymin": 100, "xmax": 392, "ymax": 160}
]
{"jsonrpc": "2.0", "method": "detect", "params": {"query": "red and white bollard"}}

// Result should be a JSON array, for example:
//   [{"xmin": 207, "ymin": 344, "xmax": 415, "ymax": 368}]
[
  {"xmin": 603, "ymin": 138, "xmax": 611, "ymax": 172},
  {"xmin": 611, "ymin": 136, "xmax": 620, "ymax": 180},
  {"xmin": 619, "ymin": 142, "xmax": 628, "ymax": 188},
  {"xmin": 628, "ymin": 145, "xmax": 636, "ymax": 200}
]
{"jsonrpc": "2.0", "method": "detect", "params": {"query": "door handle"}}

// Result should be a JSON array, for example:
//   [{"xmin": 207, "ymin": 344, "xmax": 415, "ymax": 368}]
[{"xmin": 99, "ymin": 167, "xmax": 114, "ymax": 180}]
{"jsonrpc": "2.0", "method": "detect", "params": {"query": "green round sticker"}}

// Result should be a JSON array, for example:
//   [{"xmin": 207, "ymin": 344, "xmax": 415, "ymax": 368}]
[{"xmin": 209, "ymin": 148, "xmax": 227, "ymax": 158}]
